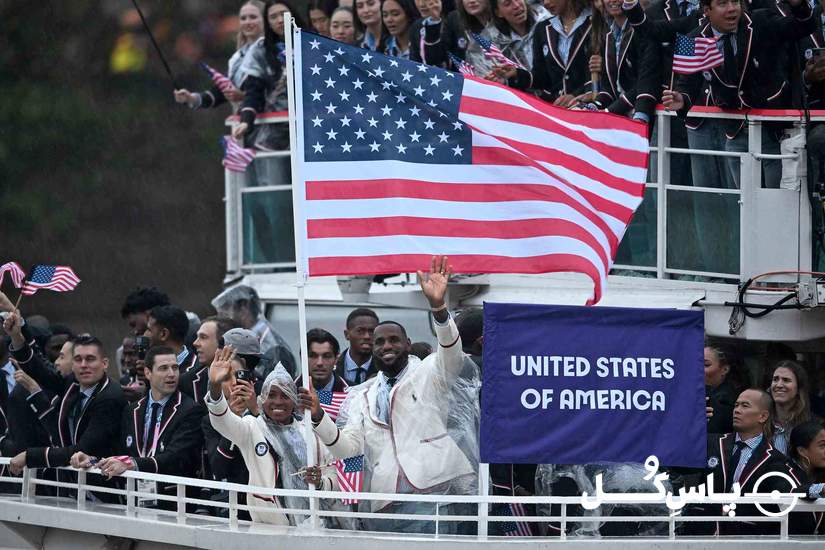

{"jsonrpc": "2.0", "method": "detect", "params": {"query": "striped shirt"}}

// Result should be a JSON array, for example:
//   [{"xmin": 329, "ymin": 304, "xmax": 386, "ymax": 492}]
[{"xmin": 732, "ymin": 433, "xmax": 763, "ymax": 484}]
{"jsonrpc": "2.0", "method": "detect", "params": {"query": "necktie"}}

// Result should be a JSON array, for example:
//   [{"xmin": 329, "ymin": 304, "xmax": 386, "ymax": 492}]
[
  {"xmin": 679, "ymin": 1, "xmax": 689, "ymax": 17},
  {"xmin": 727, "ymin": 441, "xmax": 746, "ymax": 490},
  {"xmin": 387, "ymin": 377, "xmax": 397, "ymax": 388},
  {"xmin": 143, "ymin": 403, "xmax": 162, "ymax": 456},
  {"xmin": 722, "ymin": 34, "xmax": 737, "ymax": 84},
  {"xmin": 68, "ymin": 394, "xmax": 87, "ymax": 443}
]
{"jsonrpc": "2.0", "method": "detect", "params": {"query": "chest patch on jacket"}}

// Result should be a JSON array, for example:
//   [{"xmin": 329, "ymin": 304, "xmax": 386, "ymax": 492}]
[{"xmin": 255, "ymin": 442, "xmax": 268, "ymax": 456}]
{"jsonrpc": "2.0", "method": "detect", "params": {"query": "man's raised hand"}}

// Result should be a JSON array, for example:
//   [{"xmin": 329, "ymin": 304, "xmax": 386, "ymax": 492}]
[{"xmin": 417, "ymin": 255, "xmax": 451, "ymax": 310}]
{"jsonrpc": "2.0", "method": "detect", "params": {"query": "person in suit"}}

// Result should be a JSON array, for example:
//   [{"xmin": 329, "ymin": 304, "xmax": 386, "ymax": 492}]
[
  {"xmin": 686, "ymin": 388, "xmax": 801, "ymax": 536},
  {"xmin": 300, "ymin": 256, "xmax": 476, "ymax": 534},
  {"xmin": 492, "ymin": 0, "xmax": 594, "ymax": 105},
  {"xmin": 296, "ymin": 328, "xmax": 349, "ymax": 392},
  {"xmin": 3, "ymin": 314, "xmax": 126, "ymax": 502},
  {"xmin": 180, "ymin": 316, "xmax": 237, "ymax": 406},
  {"xmin": 653, "ymin": 0, "xmax": 815, "ymax": 275},
  {"xmin": 593, "ymin": 0, "xmax": 662, "ymax": 122},
  {"xmin": 334, "ymin": 308, "xmax": 380, "ymax": 386},
  {"xmin": 145, "ymin": 305, "xmax": 198, "ymax": 374},
  {"xmin": 201, "ymin": 353, "xmax": 257, "ymax": 520},
  {"xmin": 72, "ymin": 346, "xmax": 203, "ymax": 510},
  {"xmin": 787, "ymin": 420, "xmax": 825, "ymax": 535}
]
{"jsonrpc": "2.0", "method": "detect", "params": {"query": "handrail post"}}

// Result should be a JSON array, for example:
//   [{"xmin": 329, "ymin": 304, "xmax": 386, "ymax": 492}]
[
  {"xmin": 126, "ymin": 477, "xmax": 136, "ymax": 517},
  {"xmin": 21, "ymin": 467, "xmax": 34, "ymax": 503},
  {"xmin": 656, "ymin": 110, "xmax": 671, "ymax": 279},
  {"xmin": 668, "ymin": 513, "xmax": 675, "ymax": 539},
  {"xmin": 435, "ymin": 499, "xmax": 440, "ymax": 537},
  {"xmin": 177, "ymin": 483, "xmax": 186, "ymax": 524},
  {"xmin": 780, "ymin": 512, "xmax": 789, "ymax": 540},
  {"xmin": 77, "ymin": 469, "xmax": 87, "ymax": 510},
  {"xmin": 229, "ymin": 490, "xmax": 239, "ymax": 530},
  {"xmin": 560, "ymin": 503, "xmax": 567, "ymax": 541},
  {"xmin": 477, "ymin": 462, "xmax": 489, "ymax": 539}
]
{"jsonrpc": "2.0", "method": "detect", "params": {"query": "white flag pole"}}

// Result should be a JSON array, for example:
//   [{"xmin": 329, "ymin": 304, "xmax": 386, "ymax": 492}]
[{"xmin": 284, "ymin": 12, "xmax": 319, "ymax": 529}]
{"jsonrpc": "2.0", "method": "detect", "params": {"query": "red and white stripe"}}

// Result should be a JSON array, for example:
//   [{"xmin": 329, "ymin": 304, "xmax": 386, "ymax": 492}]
[
  {"xmin": 0, "ymin": 262, "xmax": 25, "ymax": 288},
  {"xmin": 296, "ymin": 72, "xmax": 647, "ymax": 304},
  {"xmin": 336, "ymin": 462, "xmax": 363, "ymax": 505},
  {"xmin": 506, "ymin": 502, "xmax": 533, "ymax": 537},
  {"xmin": 222, "ymin": 136, "xmax": 256, "ymax": 172},
  {"xmin": 672, "ymin": 37, "xmax": 723, "ymax": 74},
  {"xmin": 21, "ymin": 267, "xmax": 80, "ymax": 296},
  {"xmin": 202, "ymin": 63, "xmax": 238, "ymax": 95},
  {"xmin": 318, "ymin": 391, "xmax": 347, "ymax": 422}
]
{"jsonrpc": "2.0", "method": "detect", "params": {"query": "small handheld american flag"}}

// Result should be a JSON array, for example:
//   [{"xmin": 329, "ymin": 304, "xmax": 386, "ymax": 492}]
[
  {"xmin": 501, "ymin": 502, "xmax": 532, "ymax": 536},
  {"xmin": 448, "ymin": 52, "xmax": 476, "ymax": 76},
  {"xmin": 21, "ymin": 265, "xmax": 80, "ymax": 296},
  {"xmin": 671, "ymin": 34, "xmax": 723, "ymax": 74},
  {"xmin": 470, "ymin": 32, "xmax": 523, "ymax": 69},
  {"xmin": 200, "ymin": 62, "xmax": 238, "ymax": 95},
  {"xmin": 317, "ymin": 389, "xmax": 347, "ymax": 422},
  {"xmin": 336, "ymin": 455, "xmax": 364, "ymax": 504},
  {"xmin": 221, "ymin": 136, "xmax": 256, "ymax": 172},
  {"xmin": 0, "ymin": 262, "xmax": 25, "ymax": 288}
]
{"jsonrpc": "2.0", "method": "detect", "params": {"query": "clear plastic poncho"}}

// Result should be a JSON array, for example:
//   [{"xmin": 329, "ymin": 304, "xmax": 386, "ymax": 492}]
[
  {"xmin": 535, "ymin": 462, "xmax": 673, "ymax": 537},
  {"xmin": 335, "ymin": 351, "xmax": 482, "ymax": 512},
  {"xmin": 257, "ymin": 364, "xmax": 356, "ymax": 529}
]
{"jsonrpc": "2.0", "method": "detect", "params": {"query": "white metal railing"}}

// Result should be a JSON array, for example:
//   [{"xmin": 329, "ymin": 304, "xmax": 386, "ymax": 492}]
[
  {"xmin": 224, "ymin": 108, "xmax": 825, "ymax": 284},
  {"xmin": 1, "ymin": 458, "xmax": 824, "ymax": 540}
]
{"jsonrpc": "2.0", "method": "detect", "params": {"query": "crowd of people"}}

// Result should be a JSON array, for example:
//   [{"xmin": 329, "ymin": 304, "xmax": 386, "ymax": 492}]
[
  {"xmin": 0, "ymin": 256, "xmax": 823, "ymax": 537},
  {"xmin": 170, "ymin": 0, "xmax": 825, "ymax": 274}
]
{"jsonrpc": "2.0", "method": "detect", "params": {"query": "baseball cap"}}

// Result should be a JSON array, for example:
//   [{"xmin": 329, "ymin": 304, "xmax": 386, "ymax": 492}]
[{"xmin": 222, "ymin": 328, "xmax": 261, "ymax": 356}]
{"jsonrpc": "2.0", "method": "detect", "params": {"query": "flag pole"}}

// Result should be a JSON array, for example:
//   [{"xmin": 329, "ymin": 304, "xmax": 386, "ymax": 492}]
[
  {"xmin": 284, "ymin": 12, "xmax": 319, "ymax": 529},
  {"xmin": 129, "ymin": 0, "xmax": 180, "ymax": 89}
]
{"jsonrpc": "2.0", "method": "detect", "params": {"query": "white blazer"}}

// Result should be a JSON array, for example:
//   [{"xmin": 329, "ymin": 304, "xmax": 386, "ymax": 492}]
[
  {"xmin": 207, "ymin": 393, "xmax": 338, "ymax": 524},
  {"xmin": 314, "ymin": 316, "xmax": 475, "ymax": 511}
]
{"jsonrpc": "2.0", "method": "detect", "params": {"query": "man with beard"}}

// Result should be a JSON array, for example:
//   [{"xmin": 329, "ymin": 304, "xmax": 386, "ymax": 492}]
[{"xmin": 299, "ymin": 256, "xmax": 476, "ymax": 534}]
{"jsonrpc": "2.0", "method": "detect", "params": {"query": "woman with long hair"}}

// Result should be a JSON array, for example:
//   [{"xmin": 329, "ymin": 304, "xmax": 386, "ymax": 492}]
[
  {"xmin": 788, "ymin": 421, "xmax": 825, "ymax": 534},
  {"xmin": 309, "ymin": 0, "xmax": 335, "ymax": 36},
  {"xmin": 490, "ymin": 0, "xmax": 594, "ymax": 106},
  {"xmin": 770, "ymin": 360, "xmax": 813, "ymax": 455},
  {"xmin": 232, "ymin": 0, "xmax": 308, "ymax": 146},
  {"xmin": 381, "ymin": 0, "xmax": 421, "ymax": 58},
  {"xmin": 704, "ymin": 343, "xmax": 744, "ymax": 434},
  {"xmin": 486, "ymin": 0, "xmax": 549, "ymax": 70},
  {"xmin": 355, "ymin": 0, "xmax": 386, "ymax": 50},
  {"xmin": 173, "ymin": 1, "xmax": 265, "ymax": 111}
]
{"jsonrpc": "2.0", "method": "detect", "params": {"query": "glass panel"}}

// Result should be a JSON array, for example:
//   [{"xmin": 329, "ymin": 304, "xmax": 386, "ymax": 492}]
[
  {"xmin": 242, "ymin": 190, "xmax": 295, "ymax": 265},
  {"xmin": 615, "ymin": 187, "xmax": 657, "ymax": 269},
  {"xmin": 666, "ymin": 189, "xmax": 740, "ymax": 276}
]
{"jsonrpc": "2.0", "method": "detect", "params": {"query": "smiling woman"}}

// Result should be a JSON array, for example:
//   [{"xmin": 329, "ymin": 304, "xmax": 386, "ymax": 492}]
[
  {"xmin": 206, "ymin": 347, "xmax": 346, "ymax": 526},
  {"xmin": 770, "ymin": 360, "xmax": 812, "ymax": 455}
]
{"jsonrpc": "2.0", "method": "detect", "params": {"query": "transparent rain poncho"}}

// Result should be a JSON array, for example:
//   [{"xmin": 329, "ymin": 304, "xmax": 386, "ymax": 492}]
[
  {"xmin": 535, "ymin": 462, "xmax": 673, "ymax": 537},
  {"xmin": 257, "ymin": 365, "xmax": 352, "ymax": 528},
  {"xmin": 335, "ymin": 352, "xmax": 482, "ymax": 512}
]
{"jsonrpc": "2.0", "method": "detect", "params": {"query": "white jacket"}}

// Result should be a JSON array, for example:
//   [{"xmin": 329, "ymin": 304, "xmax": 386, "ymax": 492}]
[
  {"xmin": 206, "ymin": 393, "xmax": 338, "ymax": 524},
  {"xmin": 314, "ymin": 316, "xmax": 475, "ymax": 511}
]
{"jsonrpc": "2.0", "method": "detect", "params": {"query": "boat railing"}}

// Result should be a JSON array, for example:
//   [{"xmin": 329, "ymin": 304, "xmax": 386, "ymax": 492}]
[
  {"xmin": 223, "ymin": 108, "xmax": 825, "ymax": 289},
  {"xmin": 1, "ymin": 458, "xmax": 823, "ymax": 540}
]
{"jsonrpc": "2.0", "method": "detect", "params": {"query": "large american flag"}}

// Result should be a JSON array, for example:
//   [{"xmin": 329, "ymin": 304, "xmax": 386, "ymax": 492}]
[
  {"xmin": 671, "ymin": 34, "xmax": 723, "ymax": 74},
  {"xmin": 0, "ymin": 262, "xmax": 25, "ymax": 288},
  {"xmin": 317, "ymin": 389, "xmax": 347, "ymax": 421},
  {"xmin": 336, "ymin": 455, "xmax": 364, "ymax": 505},
  {"xmin": 292, "ymin": 32, "xmax": 648, "ymax": 303},
  {"xmin": 21, "ymin": 265, "xmax": 80, "ymax": 295}
]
